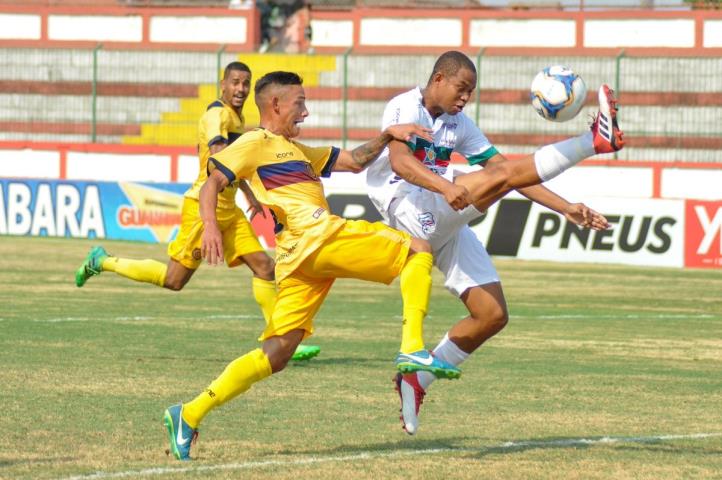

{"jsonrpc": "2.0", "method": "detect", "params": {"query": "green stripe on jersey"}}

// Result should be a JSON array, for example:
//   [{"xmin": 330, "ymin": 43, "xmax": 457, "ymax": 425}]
[{"xmin": 467, "ymin": 146, "xmax": 499, "ymax": 166}]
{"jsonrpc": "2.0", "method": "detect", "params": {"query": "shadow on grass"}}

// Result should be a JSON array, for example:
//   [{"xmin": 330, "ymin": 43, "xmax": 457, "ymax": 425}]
[{"xmin": 283, "ymin": 434, "xmax": 721, "ymax": 459}]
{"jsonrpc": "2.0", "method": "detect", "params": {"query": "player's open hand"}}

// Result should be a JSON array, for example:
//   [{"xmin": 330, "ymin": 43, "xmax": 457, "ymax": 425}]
[
  {"xmin": 442, "ymin": 181, "xmax": 471, "ymax": 211},
  {"xmin": 564, "ymin": 203, "xmax": 609, "ymax": 230},
  {"xmin": 201, "ymin": 223, "xmax": 225, "ymax": 265},
  {"xmin": 385, "ymin": 123, "xmax": 433, "ymax": 143}
]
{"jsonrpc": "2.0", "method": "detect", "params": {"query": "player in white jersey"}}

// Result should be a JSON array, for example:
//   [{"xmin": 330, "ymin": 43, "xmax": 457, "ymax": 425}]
[{"xmin": 366, "ymin": 50, "xmax": 623, "ymax": 435}]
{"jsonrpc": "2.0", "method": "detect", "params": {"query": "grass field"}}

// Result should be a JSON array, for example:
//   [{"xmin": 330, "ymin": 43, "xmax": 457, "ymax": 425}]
[{"xmin": 1, "ymin": 236, "xmax": 721, "ymax": 480}]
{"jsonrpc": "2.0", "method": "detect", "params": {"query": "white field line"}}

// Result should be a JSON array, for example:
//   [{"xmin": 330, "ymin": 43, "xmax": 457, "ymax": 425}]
[{"xmin": 57, "ymin": 432, "xmax": 722, "ymax": 480}]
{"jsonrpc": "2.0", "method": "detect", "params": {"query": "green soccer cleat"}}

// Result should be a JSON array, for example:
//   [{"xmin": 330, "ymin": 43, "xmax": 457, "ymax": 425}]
[
  {"xmin": 291, "ymin": 344, "xmax": 321, "ymax": 362},
  {"xmin": 163, "ymin": 404, "xmax": 198, "ymax": 461},
  {"xmin": 75, "ymin": 246, "xmax": 109, "ymax": 287},
  {"xmin": 395, "ymin": 350, "xmax": 461, "ymax": 380}
]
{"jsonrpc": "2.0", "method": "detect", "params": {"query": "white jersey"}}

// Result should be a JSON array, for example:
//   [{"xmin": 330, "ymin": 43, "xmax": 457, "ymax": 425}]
[{"xmin": 366, "ymin": 87, "xmax": 499, "ymax": 221}]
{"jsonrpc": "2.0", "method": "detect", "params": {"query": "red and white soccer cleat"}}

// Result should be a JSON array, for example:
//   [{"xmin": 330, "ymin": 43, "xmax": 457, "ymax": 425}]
[
  {"xmin": 591, "ymin": 84, "xmax": 625, "ymax": 154},
  {"xmin": 394, "ymin": 372, "xmax": 426, "ymax": 435}
]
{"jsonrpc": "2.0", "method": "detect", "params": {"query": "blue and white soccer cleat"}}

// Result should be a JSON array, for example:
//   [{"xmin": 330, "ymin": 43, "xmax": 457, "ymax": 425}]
[
  {"xmin": 395, "ymin": 349, "xmax": 461, "ymax": 379},
  {"xmin": 163, "ymin": 404, "xmax": 198, "ymax": 461},
  {"xmin": 74, "ymin": 246, "xmax": 109, "ymax": 287},
  {"xmin": 394, "ymin": 372, "xmax": 426, "ymax": 435}
]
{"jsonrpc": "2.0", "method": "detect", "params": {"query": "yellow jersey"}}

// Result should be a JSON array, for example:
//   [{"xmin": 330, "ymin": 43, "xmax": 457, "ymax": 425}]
[
  {"xmin": 185, "ymin": 99, "xmax": 245, "ymax": 211},
  {"xmin": 209, "ymin": 128, "xmax": 343, "ymax": 280}
]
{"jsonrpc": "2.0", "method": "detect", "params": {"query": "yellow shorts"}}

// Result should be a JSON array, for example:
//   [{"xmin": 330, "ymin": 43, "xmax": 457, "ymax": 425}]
[
  {"xmin": 259, "ymin": 219, "xmax": 411, "ymax": 340},
  {"xmin": 167, "ymin": 197, "xmax": 264, "ymax": 270}
]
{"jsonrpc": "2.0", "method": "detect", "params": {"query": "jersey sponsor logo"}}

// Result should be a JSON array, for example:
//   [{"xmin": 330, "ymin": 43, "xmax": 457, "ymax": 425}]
[
  {"xmin": 440, "ymin": 122, "xmax": 458, "ymax": 148},
  {"xmin": 276, "ymin": 151, "xmax": 295, "ymax": 159},
  {"xmin": 312, "ymin": 207, "xmax": 325, "ymax": 219},
  {"xmin": 392, "ymin": 107, "xmax": 401, "ymax": 125},
  {"xmin": 418, "ymin": 212, "xmax": 436, "ymax": 235},
  {"xmin": 277, "ymin": 242, "xmax": 298, "ymax": 261}
]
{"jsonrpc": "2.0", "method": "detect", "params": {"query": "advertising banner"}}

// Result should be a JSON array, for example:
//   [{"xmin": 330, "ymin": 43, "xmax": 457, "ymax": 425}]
[
  {"xmin": 487, "ymin": 197, "xmax": 686, "ymax": 268},
  {"xmin": 1, "ymin": 176, "xmax": 718, "ymax": 270},
  {"xmin": 684, "ymin": 200, "xmax": 722, "ymax": 268},
  {"xmin": 0, "ymin": 179, "xmax": 189, "ymax": 243}
]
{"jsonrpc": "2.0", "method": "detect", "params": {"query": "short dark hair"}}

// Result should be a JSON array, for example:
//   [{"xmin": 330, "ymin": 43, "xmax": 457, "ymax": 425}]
[
  {"xmin": 254, "ymin": 71, "xmax": 303, "ymax": 97},
  {"xmin": 223, "ymin": 61, "xmax": 251, "ymax": 80},
  {"xmin": 428, "ymin": 51, "xmax": 476, "ymax": 84}
]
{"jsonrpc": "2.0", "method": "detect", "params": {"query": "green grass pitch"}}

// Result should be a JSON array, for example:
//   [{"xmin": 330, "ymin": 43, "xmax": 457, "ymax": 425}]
[{"xmin": 1, "ymin": 236, "xmax": 721, "ymax": 479}]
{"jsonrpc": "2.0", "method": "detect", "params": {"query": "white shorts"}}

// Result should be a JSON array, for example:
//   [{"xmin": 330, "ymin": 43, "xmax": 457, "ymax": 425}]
[{"xmin": 388, "ymin": 187, "xmax": 499, "ymax": 297}]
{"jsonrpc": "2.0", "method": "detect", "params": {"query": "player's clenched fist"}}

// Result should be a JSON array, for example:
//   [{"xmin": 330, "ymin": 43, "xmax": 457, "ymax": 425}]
[{"xmin": 442, "ymin": 182, "xmax": 471, "ymax": 211}]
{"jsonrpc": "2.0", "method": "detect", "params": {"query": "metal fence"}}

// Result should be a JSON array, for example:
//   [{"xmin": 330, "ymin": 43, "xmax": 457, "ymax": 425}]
[{"xmin": 1, "ymin": 46, "xmax": 721, "ymax": 162}]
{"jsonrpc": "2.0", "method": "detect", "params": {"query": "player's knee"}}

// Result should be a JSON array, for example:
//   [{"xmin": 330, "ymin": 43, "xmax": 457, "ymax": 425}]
[
  {"xmin": 267, "ymin": 348, "xmax": 293, "ymax": 373},
  {"xmin": 256, "ymin": 256, "xmax": 275, "ymax": 280},
  {"xmin": 485, "ymin": 158, "xmax": 515, "ymax": 188},
  {"xmin": 468, "ymin": 303, "xmax": 508, "ymax": 336},
  {"xmin": 246, "ymin": 253, "xmax": 275, "ymax": 280},
  {"xmin": 409, "ymin": 237, "xmax": 431, "ymax": 254},
  {"xmin": 484, "ymin": 305, "xmax": 509, "ymax": 334},
  {"xmin": 163, "ymin": 277, "xmax": 187, "ymax": 291}
]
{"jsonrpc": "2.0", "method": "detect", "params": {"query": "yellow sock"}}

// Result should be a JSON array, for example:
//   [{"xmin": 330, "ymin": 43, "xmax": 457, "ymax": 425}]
[
  {"xmin": 101, "ymin": 257, "xmax": 167, "ymax": 287},
  {"xmin": 399, "ymin": 252, "xmax": 432, "ymax": 354},
  {"xmin": 251, "ymin": 277, "xmax": 277, "ymax": 326},
  {"xmin": 182, "ymin": 348, "xmax": 272, "ymax": 429}
]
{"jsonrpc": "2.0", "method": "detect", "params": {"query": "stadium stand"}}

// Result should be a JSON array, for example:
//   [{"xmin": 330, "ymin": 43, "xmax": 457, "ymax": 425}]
[{"xmin": 2, "ymin": 46, "xmax": 721, "ymax": 162}]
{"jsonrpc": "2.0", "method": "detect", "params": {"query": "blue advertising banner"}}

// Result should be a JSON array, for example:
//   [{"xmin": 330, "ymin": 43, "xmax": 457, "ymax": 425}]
[{"xmin": 0, "ymin": 179, "xmax": 191, "ymax": 243}]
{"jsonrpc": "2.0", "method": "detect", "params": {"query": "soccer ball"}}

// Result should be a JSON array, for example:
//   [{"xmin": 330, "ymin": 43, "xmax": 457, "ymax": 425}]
[{"xmin": 530, "ymin": 65, "xmax": 587, "ymax": 122}]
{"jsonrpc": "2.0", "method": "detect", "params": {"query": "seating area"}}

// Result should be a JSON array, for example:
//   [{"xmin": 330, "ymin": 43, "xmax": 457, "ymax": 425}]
[{"xmin": 1, "ymin": 47, "xmax": 721, "ymax": 163}]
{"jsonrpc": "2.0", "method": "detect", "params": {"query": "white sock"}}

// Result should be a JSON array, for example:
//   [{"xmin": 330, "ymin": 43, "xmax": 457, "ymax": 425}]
[
  {"xmin": 416, "ymin": 333, "xmax": 470, "ymax": 391},
  {"xmin": 533, "ymin": 131, "xmax": 595, "ymax": 182}
]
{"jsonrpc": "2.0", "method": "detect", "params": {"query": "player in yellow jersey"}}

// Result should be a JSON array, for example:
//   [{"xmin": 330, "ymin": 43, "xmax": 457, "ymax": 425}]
[
  {"xmin": 74, "ymin": 62, "xmax": 320, "ymax": 362},
  {"xmin": 162, "ymin": 71, "xmax": 456, "ymax": 460},
  {"xmin": 163, "ymin": 70, "xmax": 602, "ymax": 460}
]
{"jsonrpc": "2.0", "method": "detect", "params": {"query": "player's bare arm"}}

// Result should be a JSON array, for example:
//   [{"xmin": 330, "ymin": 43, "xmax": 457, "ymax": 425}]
[
  {"xmin": 388, "ymin": 140, "xmax": 471, "ymax": 211},
  {"xmin": 199, "ymin": 168, "xmax": 230, "ymax": 265},
  {"xmin": 333, "ymin": 123, "xmax": 433, "ymax": 173}
]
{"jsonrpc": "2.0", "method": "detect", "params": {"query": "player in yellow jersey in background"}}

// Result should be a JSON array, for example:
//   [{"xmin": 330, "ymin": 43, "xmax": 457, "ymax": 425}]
[
  {"xmin": 75, "ymin": 62, "xmax": 320, "ymax": 362},
  {"xmin": 162, "ymin": 71, "xmax": 466, "ymax": 460}
]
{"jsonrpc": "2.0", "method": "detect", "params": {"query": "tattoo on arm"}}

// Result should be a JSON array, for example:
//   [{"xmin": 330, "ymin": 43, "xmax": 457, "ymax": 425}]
[{"xmin": 350, "ymin": 133, "xmax": 392, "ymax": 168}]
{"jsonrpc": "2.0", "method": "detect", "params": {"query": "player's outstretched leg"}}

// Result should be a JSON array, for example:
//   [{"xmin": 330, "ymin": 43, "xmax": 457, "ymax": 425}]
[
  {"xmin": 394, "ymin": 372, "xmax": 426, "ymax": 435},
  {"xmin": 75, "ymin": 246, "xmax": 108, "ymax": 287},
  {"xmin": 457, "ymin": 83, "xmax": 625, "ymax": 213},
  {"xmin": 163, "ymin": 404, "xmax": 198, "ymax": 461}
]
